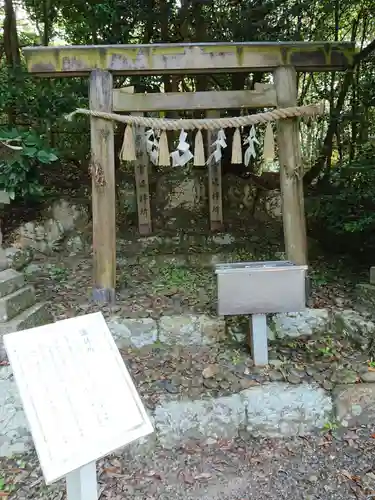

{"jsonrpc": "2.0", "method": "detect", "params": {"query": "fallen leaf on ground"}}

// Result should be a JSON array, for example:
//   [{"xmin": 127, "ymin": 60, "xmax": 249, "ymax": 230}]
[
  {"xmin": 344, "ymin": 430, "xmax": 359, "ymax": 440},
  {"xmin": 349, "ymin": 483, "xmax": 363, "ymax": 499},
  {"xmin": 102, "ymin": 467, "xmax": 121, "ymax": 475},
  {"xmin": 193, "ymin": 472, "xmax": 212, "ymax": 480},
  {"xmin": 340, "ymin": 470, "xmax": 361, "ymax": 483},
  {"xmin": 145, "ymin": 470, "xmax": 163, "ymax": 480},
  {"xmin": 202, "ymin": 364, "xmax": 219, "ymax": 379},
  {"xmin": 179, "ymin": 471, "xmax": 194, "ymax": 484},
  {"xmin": 109, "ymin": 458, "xmax": 122, "ymax": 468}
]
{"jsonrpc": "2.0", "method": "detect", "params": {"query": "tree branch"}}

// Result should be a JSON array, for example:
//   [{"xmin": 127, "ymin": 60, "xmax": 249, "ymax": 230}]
[{"xmin": 304, "ymin": 38, "xmax": 375, "ymax": 185}]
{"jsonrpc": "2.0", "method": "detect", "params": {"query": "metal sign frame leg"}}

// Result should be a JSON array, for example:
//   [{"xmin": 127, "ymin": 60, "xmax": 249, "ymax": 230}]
[
  {"xmin": 66, "ymin": 462, "xmax": 98, "ymax": 500},
  {"xmin": 249, "ymin": 313, "xmax": 268, "ymax": 366}
]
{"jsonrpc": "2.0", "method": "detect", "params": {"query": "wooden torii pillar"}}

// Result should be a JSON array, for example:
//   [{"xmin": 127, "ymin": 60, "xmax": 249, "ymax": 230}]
[{"xmin": 23, "ymin": 42, "xmax": 354, "ymax": 303}]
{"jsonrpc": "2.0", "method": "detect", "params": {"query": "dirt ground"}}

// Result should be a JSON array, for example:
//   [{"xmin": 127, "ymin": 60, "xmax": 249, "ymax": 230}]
[
  {"xmin": 26, "ymin": 249, "xmax": 360, "ymax": 322},
  {"xmin": 2, "ymin": 428, "xmax": 375, "ymax": 499},
  {"xmin": 0, "ymin": 228, "xmax": 372, "ymax": 499},
  {"xmin": 1, "ymin": 251, "xmax": 374, "ymax": 499}
]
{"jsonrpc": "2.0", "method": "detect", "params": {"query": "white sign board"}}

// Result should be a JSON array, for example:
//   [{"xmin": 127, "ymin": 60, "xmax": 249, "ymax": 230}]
[{"xmin": 4, "ymin": 312, "xmax": 154, "ymax": 485}]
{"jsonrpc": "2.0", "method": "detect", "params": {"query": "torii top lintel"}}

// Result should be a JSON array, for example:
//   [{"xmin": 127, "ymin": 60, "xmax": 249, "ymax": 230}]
[{"xmin": 23, "ymin": 41, "xmax": 355, "ymax": 77}]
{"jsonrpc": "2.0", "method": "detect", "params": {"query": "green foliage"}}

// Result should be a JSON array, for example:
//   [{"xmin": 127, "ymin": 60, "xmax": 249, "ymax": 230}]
[
  {"xmin": 152, "ymin": 264, "xmax": 212, "ymax": 295},
  {"xmin": 307, "ymin": 144, "xmax": 375, "ymax": 252},
  {"xmin": 48, "ymin": 264, "xmax": 69, "ymax": 281},
  {"xmin": 0, "ymin": 128, "xmax": 58, "ymax": 201},
  {"xmin": 322, "ymin": 420, "xmax": 339, "ymax": 432},
  {"xmin": 0, "ymin": 59, "xmax": 89, "ymax": 161},
  {"xmin": 1, "ymin": 0, "xmax": 375, "ymax": 268}
]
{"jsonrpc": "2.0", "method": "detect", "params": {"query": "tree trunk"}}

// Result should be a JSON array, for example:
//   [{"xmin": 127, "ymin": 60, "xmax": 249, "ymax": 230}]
[
  {"xmin": 193, "ymin": 0, "xmax": 208, "ymax": 94},
  {"xmin": 3, "ymin": 0, "xmax": 21, "ymax": 125},
  {"xmin": 42, "ymin": 0, "xmax": 52, "ymax": 46},
  {"xmin": 3, "ymin": 0, "xmax": 20, "ymax": 67}
]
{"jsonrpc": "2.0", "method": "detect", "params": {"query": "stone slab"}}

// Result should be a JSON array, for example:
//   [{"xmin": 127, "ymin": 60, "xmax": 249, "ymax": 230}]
[
  {"xmin": 333, "ymin": 383, "xmax": 375, "ymax": 427},
  {"xmin": 0, "ymin": 367, "xmax": 33, "ymax": 457},
  {"xmin": 0, "ymin": 302, "xmax": 52, "ymax": 335},
  {"xmin": 153, "ymin": 393, "xmax": 245, "ymax": 448},
  {"xmin": 118, "ymin": 252, "xmax": 234, "ymax": 269},
  {"xmin": 333, "ymin": 309, "xmax": 375, "ymax": 349},
  {"xmin": 355, "ymin": 283, "xmax": 375, "ymax": 311},
  {"xmin": 0, "ymin": 248, "xmax": 7, "ymax": 272},
  {"xmin": 108, "ymin": 315, "xmax": 227, "ymax": 348},
  {"xmin": 107, "ymin": 317, "xmax": 158, "ymax": 349},
  {"xmin": 134, "ymin": 382, "xmax": 332, "ymax": 451},
  {"xmin": 243, "ymin": 383, "xmax": 332, "ymax": 437},
  {"xmin": 108, "ymin": 309, "xmax": 373, "ymax": 352},
  {"xmin": 0, "ymin": 378, "xmax": 333, "ymax": 458},
  {"xmin": 155, "ymin": 315, "xmax": 200, "ymax": 345},
  {"xmin": 0, "ymin": 303, "xmax": 53, "ymax": 361},
  {"xmin": 158, "ymin": 315, "xmax": 226, "ymax": 346},
  {"xmin": 5, "ymin": 247, "xmax": 33, "ymax": 271},
  {"xmin": 268, "ymin": 308, "xmax": 374, "ymax": 340},
  {"xmin": 0, "ymin": 269, "xmax": 24, "ymax": 298},
  {"xmin": 370, "ymin": 267, "xmax": 375, "ymax": 285},
  {"xmin": 0, "ymin": 286, "xmax": 36, "ymax": 322},
  {"xmin": 269, "ymin": 309, "xmax": 331, "ymax": 339},
  {"xmin": 118, "ymin": 233, "xmax": 236, "ymax": 256}
]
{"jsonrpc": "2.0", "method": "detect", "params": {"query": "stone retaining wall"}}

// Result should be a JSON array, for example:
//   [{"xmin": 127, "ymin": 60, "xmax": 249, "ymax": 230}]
[
  {"xmin": 3, "ymin": 193, "xmax": 284, "ymax": 272},
  {"xmin": 1, "ymin": 307, "xmax": 374, "ymax": 457},
  {"xmin": 107, "ymin": 308, "xmax": 375, "ymax": 348},
  {"xmin": 118, "ymin": 169, "xmax": 281, "ymax": 230},
  {"xmin": 0, "ymin": 365, "xmax": 333, "ymax": 457}
]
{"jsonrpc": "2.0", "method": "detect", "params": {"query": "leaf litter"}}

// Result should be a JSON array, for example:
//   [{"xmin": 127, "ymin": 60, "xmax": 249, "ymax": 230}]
[{"xmin": 1, "ymin": 428, "xmax": 375, "ymax": 500}]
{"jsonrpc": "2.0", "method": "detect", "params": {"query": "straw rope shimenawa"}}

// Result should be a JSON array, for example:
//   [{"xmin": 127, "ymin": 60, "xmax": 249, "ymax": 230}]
[
  {"xmin": 65, "ymin": 101, "xmax": 326, "ymax": 131},
  {"xmin": 66, "ymin": 100, "xmax": 327, "ymax": 168}
]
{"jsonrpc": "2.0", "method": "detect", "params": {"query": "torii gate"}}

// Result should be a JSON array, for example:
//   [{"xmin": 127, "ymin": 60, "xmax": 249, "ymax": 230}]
[{"xmin": 23, "ymin": 42, "xmax": 355, "ymax": 303}]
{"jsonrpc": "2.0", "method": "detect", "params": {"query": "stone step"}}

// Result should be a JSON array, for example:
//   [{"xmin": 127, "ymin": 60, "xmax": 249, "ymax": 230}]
[
  {"xmin": 117, "ymin": 235, "xmax": 284, "ymax": 269},
  {"xmin": 0, "ymin": 302, "xmax": 53, "ymax": 336},
  {"xmin": 356, "ymin": 283, "xmax": 375, "ymax": 313},
  {"xmin": 117, "ymin": 232, "xmax": 239, "ymax": 257},
  {"xmin": 0, "ymin": 286, "xmax": 36, "ymax": 323},
  {"xmin": 0, "ymin": 302, "xmax": 53, "ymax": 361},
  {"xmin": 108, "ymin": 309, "xmax": 375, "ymax": 350},
  {"xmin": 0, "ymin": 269, "xmax": 25, "ymax": 298},
  {"xmin": 118, "ymin": 251, "xmax": 258, "ymax": 269},
  {"xmin": 0, "ymin": 369, "xmax": 332, "ymax": 458}
]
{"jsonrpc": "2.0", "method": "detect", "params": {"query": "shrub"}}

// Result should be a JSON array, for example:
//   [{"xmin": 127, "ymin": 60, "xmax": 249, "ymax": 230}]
[
  {"xmin": 0, "ymin": 128, "xmax": 58, "ymax": 201},
  {"xmin": 306, "ymin": 144, "xmax": 375, "ymax": 255}
]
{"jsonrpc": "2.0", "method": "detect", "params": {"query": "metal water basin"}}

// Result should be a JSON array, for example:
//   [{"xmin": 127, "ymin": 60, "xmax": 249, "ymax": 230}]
[{"xmin": 215, "ymin": 260, "xmax": 308, "ymax": 316}]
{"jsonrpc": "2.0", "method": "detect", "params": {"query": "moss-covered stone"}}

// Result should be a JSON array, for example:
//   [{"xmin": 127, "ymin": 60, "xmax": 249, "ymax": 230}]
[{"xmin": 356, "ymin": 283, "xmax": 375, "ymax": 312}]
